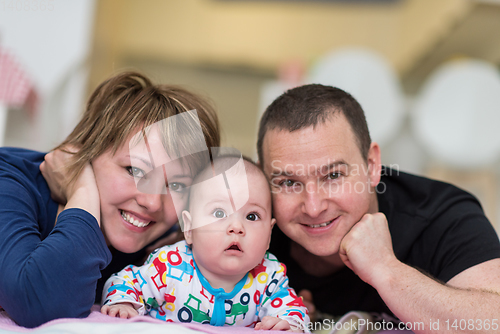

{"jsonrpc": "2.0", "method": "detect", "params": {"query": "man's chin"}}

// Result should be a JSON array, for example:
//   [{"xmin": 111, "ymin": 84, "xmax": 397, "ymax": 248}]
[{"xmin": 306, "ymin": 245, "xmax": 338, "ymax": 257}]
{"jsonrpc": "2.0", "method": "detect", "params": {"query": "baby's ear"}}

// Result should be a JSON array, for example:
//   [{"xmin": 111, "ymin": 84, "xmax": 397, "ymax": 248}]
[
  {"xmin": 271, "ymin": 218, "xmax": 276, "ymax": 229},
  {"xmin": 182, "ymin": 210, "xmax": 193, "ymax": 244}
]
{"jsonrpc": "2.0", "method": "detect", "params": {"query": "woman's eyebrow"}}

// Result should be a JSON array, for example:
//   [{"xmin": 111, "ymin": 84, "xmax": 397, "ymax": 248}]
[{"xmin": 127, "ymin": 155, "xmax": 153, "ymax": 169}]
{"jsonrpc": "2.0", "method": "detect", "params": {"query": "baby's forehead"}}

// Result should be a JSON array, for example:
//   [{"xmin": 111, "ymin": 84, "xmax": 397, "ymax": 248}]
[{"xmin": 189, "ymin": 157, "xmax": 268, "ymax": 200}]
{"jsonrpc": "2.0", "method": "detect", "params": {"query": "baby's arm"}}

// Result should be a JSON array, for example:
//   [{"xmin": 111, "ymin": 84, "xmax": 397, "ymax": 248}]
[
  {"xmin": 102, "ymin": 248, "xmax": 172, "ymax": 317},
  {"xmin": 101, "ymin": 303, "xmax": 138, "ymax": 319},
  {"xmin": 257, "ymin": 256, "xmax": 310, "ymax": 332},
  {"xmin": 255, "ymin": 316, "xmax": 302, "ymax": 332},
  {"xmin": 102, "ymin": 265, "xmax": 145, "ymax": 314}
]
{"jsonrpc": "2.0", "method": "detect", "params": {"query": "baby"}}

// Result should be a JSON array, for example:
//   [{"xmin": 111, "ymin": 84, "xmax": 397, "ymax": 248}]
[{"xmin": 101, "ymin": 154, "xmax": 309, "ymax": 332}]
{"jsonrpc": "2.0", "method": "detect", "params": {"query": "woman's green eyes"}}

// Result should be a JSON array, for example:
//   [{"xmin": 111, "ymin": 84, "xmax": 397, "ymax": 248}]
[
  {"xmin": 127, "ymin": 166, "xmax": 145, "ymax": 178},
  {"xmin": 127, "ymin": 167, "xmax": 186, "ymax": 193},
  {"xmin": 168, "ymin": 182, "xmax": 186, "ymax": 193}
]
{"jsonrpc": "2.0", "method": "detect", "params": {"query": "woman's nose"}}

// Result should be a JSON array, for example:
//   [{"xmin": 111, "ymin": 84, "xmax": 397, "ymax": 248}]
[{"xmin": 136, "ymin": 192, "xmax": 163, "ymax": 213}]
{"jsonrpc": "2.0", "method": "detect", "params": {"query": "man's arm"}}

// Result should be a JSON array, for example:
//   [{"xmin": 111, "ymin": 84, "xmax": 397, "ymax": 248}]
[{"xmin": 340, "ymin": 213, "xmax": 500, "ymax": 334}]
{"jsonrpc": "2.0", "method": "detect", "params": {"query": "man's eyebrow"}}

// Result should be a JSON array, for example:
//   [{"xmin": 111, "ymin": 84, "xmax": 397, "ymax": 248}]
[
  {"xmin": 269, "ymin": 160, "xmax": 349, "ymax": 177},
  {"xmin": 317, "ymin": 160, "xmax": 349, "ymax": 175}
]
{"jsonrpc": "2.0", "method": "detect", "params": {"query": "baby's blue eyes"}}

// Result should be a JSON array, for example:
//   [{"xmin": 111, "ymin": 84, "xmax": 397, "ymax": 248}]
[
  {"xmin": 212, "ymin": 210, "xmax": 260, "ymax": 221},
  {"xmin": 213, "ymin": 209, "xmax": 226, "ymax": 219}
]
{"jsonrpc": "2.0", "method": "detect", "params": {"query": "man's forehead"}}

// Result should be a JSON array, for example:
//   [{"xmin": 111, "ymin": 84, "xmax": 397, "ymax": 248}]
[
  {"xmin": 263, "ymin": 134, "xmax": 347, "ymax": 166},
  {"xmin": 262, "ymin": 116, "xmax": 358, "ymax": 165}
]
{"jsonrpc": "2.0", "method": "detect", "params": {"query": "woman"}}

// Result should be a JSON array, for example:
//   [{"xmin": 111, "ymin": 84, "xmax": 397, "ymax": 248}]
[{"xmin": 0, "ymin": 72, "xmax": 220, "ymax": 328}]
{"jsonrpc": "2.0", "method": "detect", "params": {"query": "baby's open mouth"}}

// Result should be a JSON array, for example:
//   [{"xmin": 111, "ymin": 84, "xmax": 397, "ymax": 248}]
[{"xmin": 226, "ymin": 243, "xmax": 242, "ymax": 251}]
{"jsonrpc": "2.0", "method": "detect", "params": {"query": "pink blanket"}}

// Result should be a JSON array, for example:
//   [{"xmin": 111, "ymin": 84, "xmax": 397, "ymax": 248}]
[{"xmin": 0, "ymin": 305, "xmax": 272, "ymax": 333}]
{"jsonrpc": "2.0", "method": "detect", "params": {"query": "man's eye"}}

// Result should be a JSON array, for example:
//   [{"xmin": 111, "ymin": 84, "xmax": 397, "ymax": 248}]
[
  {"xmin": 327, "ymin": 172, "xmax": 341, "ymax": 180},
  {"xmin": 281, "ymin": 179, "xmax": 295, "ymax": 187},
  {"xmin": 168, "ymin": 182, "xmax": 186, "ymax": 193},
  {"xmin": 127, "ymin": 166, "xmax": 145, "ymax": 178},
  {"xmin": 246, "ymin": 213, "xmax": 260, "ymax": 221},
  {"xmin": 213, "ymin": 209, "xmax": 226, "ymax": 219}
]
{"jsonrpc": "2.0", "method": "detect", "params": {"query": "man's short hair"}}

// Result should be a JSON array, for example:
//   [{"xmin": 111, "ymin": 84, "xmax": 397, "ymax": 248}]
[{"xmin": 257, "ymin": 84, "xmax": 371, "ymax": 164}]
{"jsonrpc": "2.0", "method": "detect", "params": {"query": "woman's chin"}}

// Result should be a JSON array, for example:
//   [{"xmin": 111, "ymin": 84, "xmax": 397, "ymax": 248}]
[{"xmin": 109, "ymin": 237, "xmax": 145, "ymax": 253}]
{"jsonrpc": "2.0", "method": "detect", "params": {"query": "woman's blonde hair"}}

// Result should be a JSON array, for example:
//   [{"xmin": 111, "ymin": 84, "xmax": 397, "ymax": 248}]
[{"xmin": 55, "ymin": 71, "xmax": 220, "ymax": 181}]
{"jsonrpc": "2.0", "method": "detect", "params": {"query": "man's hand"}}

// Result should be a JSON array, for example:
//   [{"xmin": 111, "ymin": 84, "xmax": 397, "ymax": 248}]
[
  {"xmin": 254, "ymin": 316, "xmax": 302, "ymax": 332},
  {"xmin": 101, "ymin": 303, "xmax": 138, "ymax": 319},
  {"xmin": 339, "ymin": 213, "xmax": 399, "ymax": 287}
]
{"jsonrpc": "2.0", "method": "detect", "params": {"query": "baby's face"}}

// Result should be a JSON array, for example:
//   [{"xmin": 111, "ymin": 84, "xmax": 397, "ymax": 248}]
[{"xmin": 183, "ymin": 167, "xmax": 275, "ymax": 281}]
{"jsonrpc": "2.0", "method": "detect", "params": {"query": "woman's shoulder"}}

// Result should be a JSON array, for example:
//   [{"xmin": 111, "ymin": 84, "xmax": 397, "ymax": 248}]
[{"xmin": 0, "ymin": 147, "xmax": 46, "ymax": 169}]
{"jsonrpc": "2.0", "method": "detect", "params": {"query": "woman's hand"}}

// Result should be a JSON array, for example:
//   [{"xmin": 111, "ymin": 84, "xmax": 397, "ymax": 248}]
[
  {"xmin": 40, "ymin": 147, "xmax": 78, "ymax": 204},
  {"xmin": 41, "ymin": 147, "xmax": 101, "ymax": 225}
]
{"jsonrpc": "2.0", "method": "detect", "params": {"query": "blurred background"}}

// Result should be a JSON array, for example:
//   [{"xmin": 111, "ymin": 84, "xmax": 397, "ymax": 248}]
[{"xmin": 1, "ymin": 0, "xmax": 500, "ymax": 232}]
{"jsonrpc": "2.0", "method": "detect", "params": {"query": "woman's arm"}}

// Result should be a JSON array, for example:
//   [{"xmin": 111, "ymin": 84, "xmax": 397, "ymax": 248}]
[{"xmin": 0, "ymin": 150, "xmax": 110, "ymax": 328}]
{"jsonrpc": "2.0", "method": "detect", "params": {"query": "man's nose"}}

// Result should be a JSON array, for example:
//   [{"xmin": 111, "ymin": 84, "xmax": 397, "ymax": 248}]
[{"xmin": 301, "ymin": 181, "xmax": 328, "ymax": 218}]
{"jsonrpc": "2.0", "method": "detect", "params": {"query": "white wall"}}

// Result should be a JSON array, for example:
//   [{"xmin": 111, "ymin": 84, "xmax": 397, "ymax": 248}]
[{"xmin": 0, "ymin": 0, "xmax": 96, "ymax": 150}]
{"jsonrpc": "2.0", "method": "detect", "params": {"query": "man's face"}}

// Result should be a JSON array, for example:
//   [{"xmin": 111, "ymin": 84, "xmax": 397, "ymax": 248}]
[{"xmin": 262, "ymin": 113, "xmax": 381, "ymax": 258}]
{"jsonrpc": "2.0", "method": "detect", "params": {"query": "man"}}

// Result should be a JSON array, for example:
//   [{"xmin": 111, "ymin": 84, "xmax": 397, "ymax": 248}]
[{"xmin": 257, "ymin": 84, "xmax": 500, "ymax": 332}]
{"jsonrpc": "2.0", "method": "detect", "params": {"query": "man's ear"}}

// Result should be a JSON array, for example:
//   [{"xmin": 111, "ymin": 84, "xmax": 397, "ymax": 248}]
[
  {"xmin": 182, "ymin": 210, "xmax": 193, "ymax": 245},
  {"xmin": 367, "ymin": 142, "xmax": 382, "ymax": 188},
  {"xmin": 270, "ymin": 218, "xmax": 276, "ymax": 229}
]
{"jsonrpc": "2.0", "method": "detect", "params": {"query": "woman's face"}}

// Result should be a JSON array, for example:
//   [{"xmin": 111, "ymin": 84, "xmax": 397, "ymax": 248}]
[{"xmin": 92, "ymin": 125, "xmax": 193, "ymax": 253}]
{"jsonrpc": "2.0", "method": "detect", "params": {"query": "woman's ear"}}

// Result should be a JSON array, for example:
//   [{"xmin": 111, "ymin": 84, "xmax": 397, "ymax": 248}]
[{"xmin": 182, "ymin": 210, "xmax": 193, "ymax": 245}]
